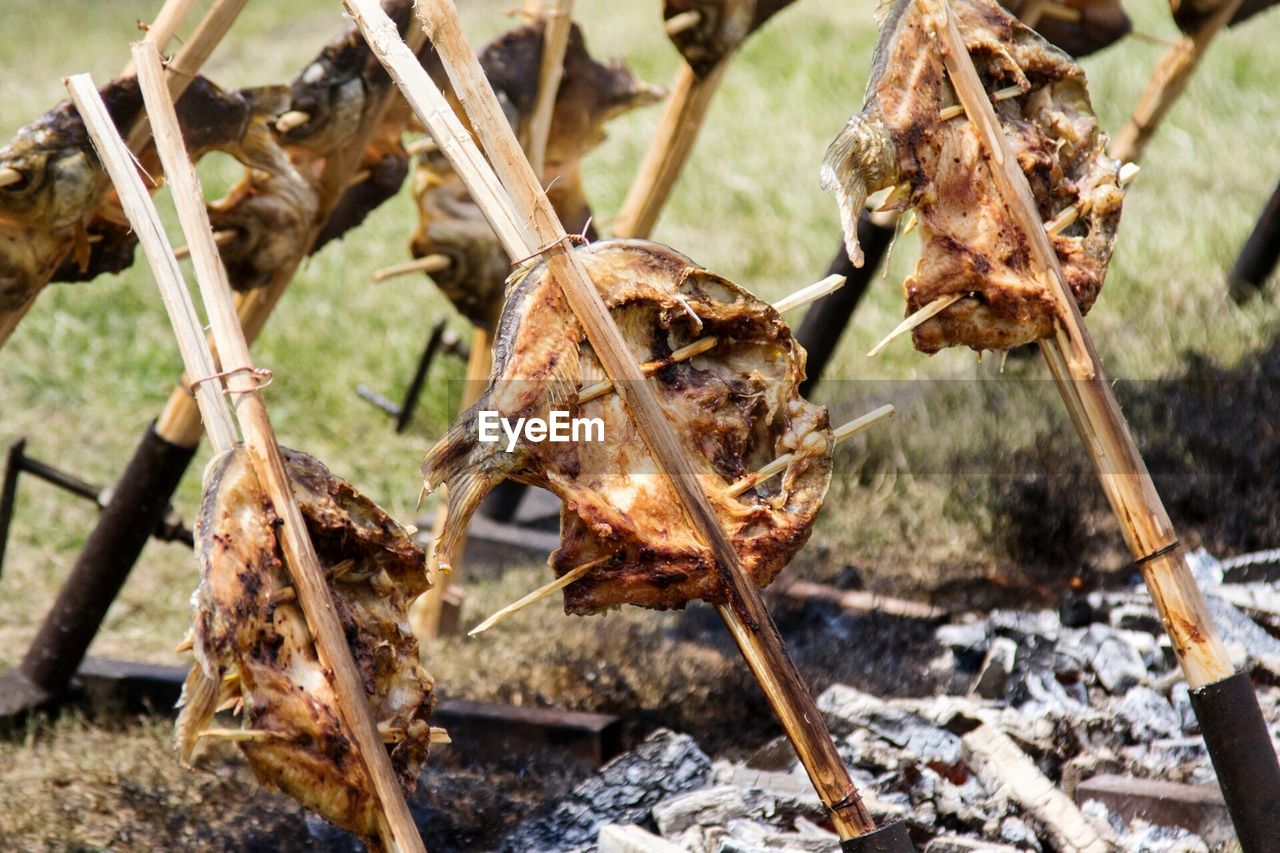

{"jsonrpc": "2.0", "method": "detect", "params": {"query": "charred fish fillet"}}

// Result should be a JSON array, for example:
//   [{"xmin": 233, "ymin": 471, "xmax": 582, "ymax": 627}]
[
  {"xmin": 822, "ymin": 0, "xmax": 1125, "ymax": 353},
  {"xmin": 663, "ymin": 0, "xmax": 799, "ymax": 75},
  {"xmin": 409, "ymin": 20, "xmax": 661, "ymax": 329},
  {"xmin": 421, "ymin": 239, "xmax": 832, "ymax": 613},
  {"xmin": 178, "ymin": 447, "xmax": 434, "ymax": 839}
]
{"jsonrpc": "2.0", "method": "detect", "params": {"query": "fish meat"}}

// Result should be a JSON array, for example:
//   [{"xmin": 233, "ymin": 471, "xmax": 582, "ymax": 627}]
[
  {"xmin": 408, "ymin": 20, "xmax": 661, "ymax": 330},
  {"xmin": 821, "ymin": 0, "xmax": 1125, "ymax": 353},
  {"xmin": 177, "ymin": 446, "xmax": 434, "ymax": 841},
  {"xmin": 663, "ymin": 0, "xmax": 799, "ymax": 75},
  {"xmin": 420, "ymin": 239, "xmax": 833, "ymax": 613}
]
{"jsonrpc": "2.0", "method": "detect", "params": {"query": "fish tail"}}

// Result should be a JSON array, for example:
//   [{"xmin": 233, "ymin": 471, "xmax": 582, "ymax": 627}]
[
  {"xmin": 421, "ymin": 411, "xmax": 501, "ymax": 570},
  {"xmin": 434, "ymin": 466, "xmax": 493, "ymax": 571}
]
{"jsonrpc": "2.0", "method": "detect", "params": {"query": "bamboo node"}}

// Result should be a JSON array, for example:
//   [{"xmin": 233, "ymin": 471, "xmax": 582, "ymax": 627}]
[{"xmin": 185, "ymin": 365, "xmax": 274, "ymax": 396}]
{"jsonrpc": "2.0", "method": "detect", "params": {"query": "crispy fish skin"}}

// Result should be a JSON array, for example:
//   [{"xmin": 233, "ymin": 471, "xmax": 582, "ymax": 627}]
[
  {"xmin": 179, "ymin": 447, "xmax": 433, "ymax": 840},
  {"xmin": 409, "ymin": 21, "xmax": 661, "ymax": 330},
  {"xmin": 822, "ymin": 0, "xmax": 1124, "ymax": 354},
  {"xmin": 421, "ymin": 239, "xmax": 832, "ymax": 613}
]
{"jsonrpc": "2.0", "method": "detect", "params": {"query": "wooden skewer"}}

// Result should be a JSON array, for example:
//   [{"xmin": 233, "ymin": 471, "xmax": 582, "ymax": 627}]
[
  {"xmin": 933, "ymin": 0, "xmax": 1234, "ymax": 685},
  {"xmin": 468, "ymin": 555, "xmax": 606, "ymax": 636},
  {"xmin": 939, "ymin": 84, "xmax": 1022, "ymax": 121},
  {"xmin": 870, "ymin": 162, "xmax": 1140, "ymax": 356},
  {"xmin": 275, "ymin": 110, "xmax": 311, "ymax": 134},
  {"xmin": 867, "ymin": 293, "xmax": 965, "ymax": 357},
  {"xmin": 1109, "ymin": 0, "xmax": 1245, "ymax": 163},
  {"xmin": 725, "ymin": 404, "xmax": 896, "ymax": 498},
  {"xmin": 352, "ymin": 0, "xmax": 876, "ymax": 837},
  {"xmin": 578, "ymin": 274, "xmax": 846, "ymax": 405},
  {"xmin": 612, "ymin": 61, "xmax": 729, "ymax": 239},
  {"xmin": 405, "ymin": 136, "xmax": 437, "ymax": 157},
  {"xmin": 665, "ymin": 9, "xmax": 702, "ymax": 36},
  {"xmin": 371, "ymin": 253, "xmax": 452, "ymax": 283},
  {"xmin": 173, "ymin": 227, "xmax": 237, "ymax": 260},
  {"xmin": 125, "ymin": 43, "xmax": 427, "ymax": 853},
  {"xmin": 198, "ymin": 727, "xmax": 284, "ymax": 742},
  {"xmin": 524, "ymin": 0, "xmax": 574, "ymax": 178},
  {"xmin": 0, "ymin": 167, "xmax": 23, "ymax": 189}
]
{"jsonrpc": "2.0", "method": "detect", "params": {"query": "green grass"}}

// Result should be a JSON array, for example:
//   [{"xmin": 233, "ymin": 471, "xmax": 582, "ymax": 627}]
[{"xmin": 1, "ymin": 1, "xmax": 1280, "ymax": 841}]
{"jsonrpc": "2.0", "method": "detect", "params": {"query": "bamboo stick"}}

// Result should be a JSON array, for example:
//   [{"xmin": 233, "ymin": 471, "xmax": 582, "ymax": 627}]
[
  {"xmin": 125, "ymin": 0, "xmax": 251, "ymax": 151},
  {"xmin": 0, "ymin": 167, "xmax": 22, "ymax": 189},
  {"xmin": 524, "ymin": 0, "xmax": 574, "ymax": 178},
  {"xmin": 347, "ymin": 0, "xmax": 876, "ymax": 837},
  {"xmin": 66, "ymin": 76, "xmax": 236, "ymax": 456},
  {"xmin": 867, "ymin": 293, "xmax": 965, "ymax": 358},
  {"xmin": 1109, "ymin": 0, "xmax": 1245, "ymax": 163},
  {"xmin": 611, "ymin": 61, "xmax": 728, "ymax": 239},
  {"xmin": 121, "ymin": 0, "xmax": 202, "ymax": 76},
  {"xmin": 932, "ymin": 0, "xmax": 1233, "ymax": 687},
  {"xmin": 126, "ymin": 43, "xmax": 426, "ymax": 852},
  {"xmin": 173, "ymin": 227, "xmax": 236, "ymax": 260},
  {"xmin": 578, "ymin": 273, "xmax": 846, "ymax": 404}
]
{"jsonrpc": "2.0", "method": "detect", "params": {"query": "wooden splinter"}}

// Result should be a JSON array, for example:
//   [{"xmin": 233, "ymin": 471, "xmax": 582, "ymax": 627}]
[
  {"xmin": 372, "ymin": 252, "xmax": 452, "ymax": 283},
  {"xmin": 346, "ymin": 0, "xmax": 878, "ymax": 837}
]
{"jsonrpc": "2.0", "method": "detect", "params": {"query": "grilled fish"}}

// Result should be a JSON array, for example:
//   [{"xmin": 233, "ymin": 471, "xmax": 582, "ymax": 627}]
[
  {"xmin": 409, "ymin": 20, "xmax": 662, "ymax": 330},
  {"xmin": 821, "ymin": 0, "xmax": 1125, "ymax": 353},
  {"xmin": 999, "ymin": 0, "xmax": 1130, "ymax": 56},
  {"xmin": 662, "ymin": 0, "xmax": 799, "ymax": 76},
  {"xmin": 420, "ymin": 239, "xmax": 832, "ymax": 613},
  {"xmin": 177, "ymin": 446, "xmax": 434, "ymax": 841}
]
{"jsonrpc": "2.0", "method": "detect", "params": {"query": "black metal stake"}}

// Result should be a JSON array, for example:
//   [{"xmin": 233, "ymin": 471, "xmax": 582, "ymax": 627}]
[
  {"xmin": 1228, "ymin": 177, "xmax": 1280, "ymax": 303},
  {"xmin": 0, "ymin": 438, "xmax": 26, "ymax": 579},
  {"xmin": 796, "ymin": 212, "xmax": 897, "ymax": 396},
  {"xmin": 0, "ymin": 424, "xmax": 197, "ymax": 718}
]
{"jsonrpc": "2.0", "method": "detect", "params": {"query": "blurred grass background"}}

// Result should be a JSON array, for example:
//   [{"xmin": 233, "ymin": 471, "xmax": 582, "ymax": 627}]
[{"xmin": 0, "ymin": 0, "xmax": 1278, "ymax": 846}]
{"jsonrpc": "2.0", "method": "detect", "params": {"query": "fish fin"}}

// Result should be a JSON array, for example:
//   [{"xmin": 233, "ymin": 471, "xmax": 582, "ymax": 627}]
[
  {"xmin": 820, "ymin": 112, "xmax": 899, "ymax": 269},
  {"xmin": 420, "ymin": 415, "xmax": 473, "ymax": 494},
  {"xmin": 546, "ymin": 348, "xmax": 581, "ymax": 409},
  {"xmin": 175, "ymin": 665, "xmax": 220, "ymax": 766}
]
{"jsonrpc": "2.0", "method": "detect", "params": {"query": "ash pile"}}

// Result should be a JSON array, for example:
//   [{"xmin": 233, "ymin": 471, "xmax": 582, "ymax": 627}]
[{"xmin": 504, "ymin": 550, "xmax": 1280, "ymax": 851}]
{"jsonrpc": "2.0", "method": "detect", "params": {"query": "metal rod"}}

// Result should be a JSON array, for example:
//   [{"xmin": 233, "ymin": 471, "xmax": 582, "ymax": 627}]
[
  {"xmin": 0, "ymin": 439, "xmax": 26, "ymax": 579},
  {"xmin": 796, "ymin": 216, "xmax": 897, "ymax": 395},
  {"xmin": 1228, "ymin": 176, "xmax": 1280, "ymax": 302},
  {"xmin": 398, "ymin": 318, "xmax": 448, "ymax": 432}
]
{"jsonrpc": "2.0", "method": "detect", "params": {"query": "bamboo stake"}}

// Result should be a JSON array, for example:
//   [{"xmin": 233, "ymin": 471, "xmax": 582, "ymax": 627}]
[
  {"xmin": 126, "ymin": 43, "xmax": 426, "ymax": 853},
  {"xmin": 524, "ymin": 0, "xmax": 574, "ymax": 178},
  {"xmin": 347, "ymin": 0, "xmax": 876, "ymax": 837},
  {"xmin": 372, "ymin": 253, "xmax": 451, "ymax": 283},
  {"xmin": 65, "ymin": 77, "xmax": 236, "ymax": 457},
  {"xmin": 125, "ymin": 0, "xmax": 251, "ymax": 151},
  {"xmin": 416, "ymin": 1, "xmax": 571, "ymax": 643},
  {"xmin": 612, "ymin": 61, "xmax": 728, "ymax": 239},
  {"xmin": 578, "ymin": 273, "xmax": 846, "ymax": 404},
  {"xmin": 1109, "ymin": 0, "xmax": 1245, "ymax": 163},
  {"xmin": 121, "ymin": 0, "xmax": 202, "ymax": 76},
  {"xmin": 932, "ymin": 0, "xmax": 1234, "ymax": 687}
]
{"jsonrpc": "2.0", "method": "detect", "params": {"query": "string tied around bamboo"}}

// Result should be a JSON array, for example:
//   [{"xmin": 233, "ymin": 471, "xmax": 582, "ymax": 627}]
[{"xmin": 184, "ymin": 365, "xmax": 275, "ymax": 397}]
